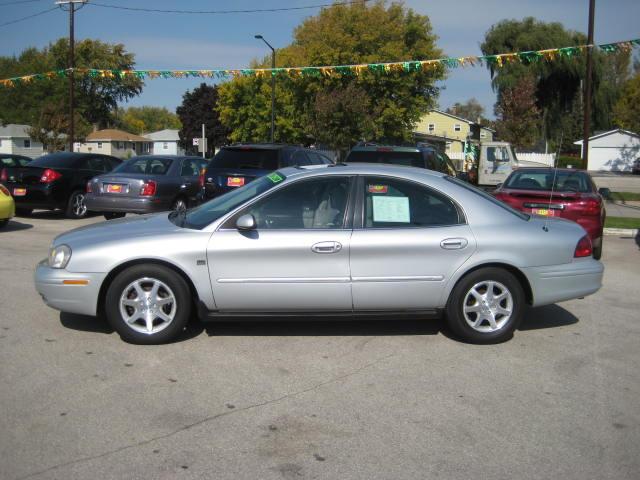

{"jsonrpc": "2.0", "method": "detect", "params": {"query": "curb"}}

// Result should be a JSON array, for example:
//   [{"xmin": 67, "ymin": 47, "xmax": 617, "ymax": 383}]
[{"xmin": 603, "ymin": 227, "xmax": 638, "ymax": 237}]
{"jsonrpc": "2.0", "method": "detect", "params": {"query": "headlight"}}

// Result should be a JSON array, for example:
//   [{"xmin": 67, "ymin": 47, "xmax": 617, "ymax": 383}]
[{"xmin": 48, "ymin": 244, "xmax": 72, "ymax": 269}]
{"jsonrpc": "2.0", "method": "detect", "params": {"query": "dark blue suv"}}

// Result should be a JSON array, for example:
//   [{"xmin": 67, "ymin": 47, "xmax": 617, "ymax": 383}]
[{"xmin": 200, "ymin": 144, "xmax": 333, "ymax": 200}]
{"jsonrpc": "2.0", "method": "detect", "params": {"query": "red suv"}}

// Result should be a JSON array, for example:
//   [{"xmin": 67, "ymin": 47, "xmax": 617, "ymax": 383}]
[{"xmin": 494, "ymin": 168, "xmax": 606, "ymax": 259}]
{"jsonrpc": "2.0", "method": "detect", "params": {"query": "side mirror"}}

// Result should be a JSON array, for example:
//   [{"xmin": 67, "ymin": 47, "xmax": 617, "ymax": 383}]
[
  {"xmin": 495, "ymin": 182, "xmax": 503, "ymax": 189},
  {"xmin": 236, "ymin": 214, "xmax": 256, "ymax": 231},
  {"xmin": 598, "ymin": 187, "xmax": 611, "ymax": 199}
]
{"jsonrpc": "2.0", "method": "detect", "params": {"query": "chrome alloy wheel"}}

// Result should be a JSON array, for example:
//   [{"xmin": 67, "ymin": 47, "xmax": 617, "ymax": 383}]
[
  {"xmin": 119, "ymin": 277, "xmax": 177, "ymax": 335},
  {"xmin": 173, "ymin": 198, "xmax": 187, "ymax": 213},
  {"xmin": 462, "ymin": 280, "xmax": 513, "ymax": 333},
  {"xmin": 73, "ymin": 193, "xmax": 87, "ymax": 217}
]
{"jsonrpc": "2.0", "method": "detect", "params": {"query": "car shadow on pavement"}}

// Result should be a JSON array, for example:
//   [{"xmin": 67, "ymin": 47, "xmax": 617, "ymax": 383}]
[
  {"xmin": 2, "ymin": 219, "xmax": 33, "ymax": 232},
  {"xmin": 518, "ymin": 304, "xmax": 579, "ymax": 331},
  {"xmin": 202, "ymin": 317, "xmax": 443, "ymax": 337}
]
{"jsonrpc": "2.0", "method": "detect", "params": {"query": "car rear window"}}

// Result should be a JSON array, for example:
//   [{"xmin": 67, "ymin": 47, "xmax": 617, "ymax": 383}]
[
  {"xmin": 28, "ymin": 155, "xmax": 79, "ymax": 168},
  {"xmin": 504, "ymin": 170, "xmax": 591, "ymax": 193},
  {"xmin": 210, "ymin": 148, "xmax": 279, "ymax": 170},
  {"xmin": 1, "ymin": 156, "xmax": 31, "ymax": 167},
  {"xmin": 346, "ymin": 150, "xmax": 424, "ymax": 168},
  {"xmin": 114, "ymin": 157, "xmax": 173, "ymax": 175}
]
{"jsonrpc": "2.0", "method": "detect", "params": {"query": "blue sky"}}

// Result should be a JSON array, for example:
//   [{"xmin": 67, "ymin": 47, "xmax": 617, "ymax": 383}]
[{"xmin": 1, "ymin": 0, "xmax": 639, "ymax": 119}]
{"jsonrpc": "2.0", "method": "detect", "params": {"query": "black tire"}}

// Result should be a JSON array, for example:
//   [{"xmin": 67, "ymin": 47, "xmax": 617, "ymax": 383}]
[
  {"xmin": 0, "ymin": 218, "xmax": 8, "ymax": 229},
  {"xmin": 105, "ymin": 264, "xmax": 192, "ymax": 345},
  {"xmin": 446, "ymin": 267, "xmax": 525, "ymax": 344},
  {"xmin": 172, "ymin": 196, "xmax": 188, "ymax": 213},
  {"xmin": 593, "ymin": 237, "xmax": 603, "ymax": 260},
  {"xmin": 15, "ymin": 208, "xmax": 32, "ymax": 216},
  {"xmin": 65, "ymin": 190, "xmax": 88, "ymax": 219},
  {"xmin": 104, "ymin": 212, "xmax": 126, "ymax": 220}
]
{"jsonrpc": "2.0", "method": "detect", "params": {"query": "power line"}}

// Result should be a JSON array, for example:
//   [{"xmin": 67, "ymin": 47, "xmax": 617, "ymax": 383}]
[
  {"xmin": 0, "ymin": 5, "xmax": 58, "ymax": 27},
  {"xmin": 89, "ymin": 0, "xmax": 371, "ymax": 15},
  {"xmin": 0, "ymin": 0, "xmax": 46, "ymax": 6}
]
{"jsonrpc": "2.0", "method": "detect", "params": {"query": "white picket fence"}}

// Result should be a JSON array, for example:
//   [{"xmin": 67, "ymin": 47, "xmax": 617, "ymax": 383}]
[{"xmin": 448, "ymin": 151, "xmax": 556, "ymax": 166}]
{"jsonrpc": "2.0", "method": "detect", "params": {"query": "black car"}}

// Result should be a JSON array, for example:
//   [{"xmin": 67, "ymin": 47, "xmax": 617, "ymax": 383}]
[
  {"xmin": 86, "ymin": 155, "xmax": 209, "ymax": 219},
  {"xmin": 1, "ymin": 153, "xmax": 33, "ymax": 168},
  {"xmin": 345, "ymin": 143, "xmax": 460, "ymax": 177},
  {"xmin": 0, "ymin": 152, "xmax": 121, "ymax": 218},
  {"xmin": 201, "ymin": 144, "xmax": 333, "ymax": 200}
]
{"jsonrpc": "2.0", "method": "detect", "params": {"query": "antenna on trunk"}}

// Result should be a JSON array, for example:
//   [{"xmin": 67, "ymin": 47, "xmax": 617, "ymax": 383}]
[{"xmin": 543, "ymin": 130, "xmax": 563, "ymax": 232}]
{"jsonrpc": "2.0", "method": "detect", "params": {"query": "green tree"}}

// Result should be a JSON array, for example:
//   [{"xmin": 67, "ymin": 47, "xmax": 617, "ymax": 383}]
[
  {"xmin": 445, "ymin": 98, "xmax": 485, "ymax": 122},
  {"xmin": 0, "ymin": 38, "xmax": 142, "ymax": 142},
  {"xmin": 613, "ymin": 72, "xmax": 640, "ymax": 132},
  {"xmin": 217, "ymin": 1, "xmax": 444, "ymax": 148},
  {"xmin": 177, "ymin": 83, "xmax": 229, "ymax": 155},
  {"xmin": 494, "ymin": 76, "xmax": 542, "ymax": 149},
  {"xmin": 116, "ymin": 106, "xmax": 181, "ymax": 134},
  {"xmin": 481, "ymin": 18, "xmax": 630, "ymax": 145}
]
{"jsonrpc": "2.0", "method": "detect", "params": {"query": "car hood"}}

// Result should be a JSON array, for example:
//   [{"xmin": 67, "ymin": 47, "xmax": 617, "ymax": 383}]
[{"xmin": 53, "ymin": 213, "xmax": 178, "ymax": 247}]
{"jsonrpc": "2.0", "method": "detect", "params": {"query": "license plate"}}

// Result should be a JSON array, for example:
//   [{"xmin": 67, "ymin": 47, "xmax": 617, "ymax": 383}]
[
  {"xmin": 13, "ymin": 188, "xmax": 26, "ymax": 196},
  {"xmin": 227, "ymin": 177, "xmax": 245, "ymax": 187},
  {"xmin": 532, "ymin": 208, "xmax": 554, "ymax": 216},
  {"xmin": 106, "ymin": 184, "xmax": 124, "ymax": 193}
]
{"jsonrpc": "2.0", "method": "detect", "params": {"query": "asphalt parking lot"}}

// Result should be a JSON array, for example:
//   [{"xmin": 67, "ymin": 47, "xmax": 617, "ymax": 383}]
[{"xmin": 1, "ymin": 212, "xmax": 639, "ymax": 480}]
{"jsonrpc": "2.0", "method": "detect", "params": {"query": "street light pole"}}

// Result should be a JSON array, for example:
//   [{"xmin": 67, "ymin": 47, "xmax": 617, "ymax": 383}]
[
  {"xmin": 56, "ymin": 0, "xmax": 87, "ymax": 152},
  {"xmin": 582, "ymin": 0, "xmax": 596, "ymax": 169},
  {"xmin": 255, "ymin": 35, "xmax": 275, "ymax": 143}
]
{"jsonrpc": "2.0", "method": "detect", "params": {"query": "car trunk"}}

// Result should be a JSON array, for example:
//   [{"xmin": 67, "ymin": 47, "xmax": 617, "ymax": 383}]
[
  {"xmin": 94, "ymin": 174, "xmax": 161, "ymax": 198},
  {"xmin": 1, "ymin": 166, "xmax": 49, "ymax": 187}
]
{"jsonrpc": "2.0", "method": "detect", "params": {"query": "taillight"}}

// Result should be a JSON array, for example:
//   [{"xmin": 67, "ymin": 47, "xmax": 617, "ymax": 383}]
[
  {"xmin": 0, "ymin": 184, "xmax": 9, "ymax": 196},
  {"xmin": 140, "ymin": 180, "xmax": 157, "ymax": 196},
  {"xmin": 198, "ymin": 168, "xmax": 206, "ymax": 188},
  {"xmin": 86, "ymin": 181, "xmax": 93, "ymax": 193},
  {"xmin": 574, "ymin": 235, "xmax": 593, "ymax": 258},
  {"xmin": 0, "ymin": 168, "xmax": 7, "ymax": 182},
  {"xmin": 40, "ymin": 169, "xmax": 62, "ymax": 183},
  {"xmin": 580, "ymin": 197, "xmax": 601, "ymax": 216}
]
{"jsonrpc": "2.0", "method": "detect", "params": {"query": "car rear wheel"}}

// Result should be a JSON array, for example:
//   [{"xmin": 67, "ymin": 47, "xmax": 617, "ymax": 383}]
[
  {"xmin": 15, "ymin": 208, "xmax": 32, "ymax": 216},
  {"xmin": 104, "ymin": 212, "xmax": 126, "ymax": 220},
  {"xmin": 593, "ymin": 237, "xmax": 603, "ymax": 260},
  {"xmin": 105, "ymin": 264, "xmax": 192, "ymax": 344},
  {"xmin": 65, "ymin": 190, "xmax": 88, "ymax": 219},
  {"xmin": 172, "ymin": 197, "xmax": 187, "ymax": 213},
  {"xmin": 0, "ymin": 219, "xmax": 8, "ymax": 229},
  {"xmin": 446, "ymin": 267, "xmax": 525, "ymax": 344}
]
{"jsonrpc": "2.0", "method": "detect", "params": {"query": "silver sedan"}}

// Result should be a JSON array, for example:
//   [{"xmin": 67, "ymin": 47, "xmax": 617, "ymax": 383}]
[{"xmin": 35, "ymin": 164, "xmax": 604, "ymax": 344}]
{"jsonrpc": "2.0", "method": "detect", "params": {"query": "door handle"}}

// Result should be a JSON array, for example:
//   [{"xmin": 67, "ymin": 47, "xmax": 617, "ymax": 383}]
[
  {"xmin": 440, "ymin": 238, "xmax": 468, "ymax": 250},
  {"xmin": 311, "ymin": 241, "xmax": 342, "ymax": 254}
]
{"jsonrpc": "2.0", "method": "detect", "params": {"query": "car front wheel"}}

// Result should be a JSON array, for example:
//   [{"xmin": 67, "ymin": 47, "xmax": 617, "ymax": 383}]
[
  {"xmin": 446, "ymin": 267, "xmax": 525, "ymax": 344},
  {"xmin": 105, "ymin": 264, "xmax": 192, "ymax": 344}
]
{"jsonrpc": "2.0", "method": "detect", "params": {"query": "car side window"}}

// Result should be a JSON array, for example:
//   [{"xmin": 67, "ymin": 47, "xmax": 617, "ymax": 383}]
[
  {"xmin": 82, "ymin": 156, "xmax": 108, "ymax": 172},
  {"xmin": 180, "ymin": 158, "xmax": 200, "ymax": 177},
  {"xmin": 226, "ymin": 177, "xmax": 352, "ymax": 230},
  {"xmin": 363, "ymin": 177, "xmax": 462, "ymax": 228}
]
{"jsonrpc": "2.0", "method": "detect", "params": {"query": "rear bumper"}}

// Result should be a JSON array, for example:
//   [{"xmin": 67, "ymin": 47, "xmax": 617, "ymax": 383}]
[
  {"xmin": 522, "ymin": 259, "xmax": 604, "ymax": 307},
  {"xmin": 86, "ymin": 194, "xmax": 170, "ymax": 214},
  {"xmin": 34, "ymin": 261, "xmax": 106, "ymax": 316},
  {"xmin": 5, "ymin": 184, "xmax": 62, "ymax": 210}
]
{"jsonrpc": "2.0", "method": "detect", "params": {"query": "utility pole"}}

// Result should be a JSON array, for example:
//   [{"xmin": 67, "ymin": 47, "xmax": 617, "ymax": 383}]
[
  {"xmin": 202, "ymin": 123, "xmax": 206, "ymax": 158},
  {"xmin": 56, "ymin": 0, "xmax": 87, "ymax": 152},
  {"xmin": 582, "ymin": 0, "xmax": 596, "ymax": 169},
  {"xmin": 255, "ymin": 35, "xmax": 276, "ymax": 143}
]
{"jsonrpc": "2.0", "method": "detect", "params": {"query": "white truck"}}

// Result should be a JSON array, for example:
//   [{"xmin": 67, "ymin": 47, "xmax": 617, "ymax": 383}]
[{"xmin": 473, "ymin": 141, "xmax": 552, "ymax": 188}]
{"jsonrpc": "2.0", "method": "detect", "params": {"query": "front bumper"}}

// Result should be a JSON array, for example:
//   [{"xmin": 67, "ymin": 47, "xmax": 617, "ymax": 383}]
[
  {"xmin": 85, "ymin": 194, "xmax": 170, "ymax": 214},
  {"xmin": 34, "ymin": 260, "xmax": 107, "ymax": 316},
  {"xmin": 522, "ymin": 258, "xmax": 604, "ymax": 307}
]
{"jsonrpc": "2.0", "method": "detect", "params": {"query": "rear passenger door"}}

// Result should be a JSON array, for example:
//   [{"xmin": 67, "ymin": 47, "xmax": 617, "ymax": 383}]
[{"xmin": 349, "ymin": 176, "xmax": 476, "ymax": 310}]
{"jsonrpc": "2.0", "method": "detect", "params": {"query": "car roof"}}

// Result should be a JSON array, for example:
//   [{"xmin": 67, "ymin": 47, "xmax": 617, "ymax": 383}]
[
  {"xmin": 349, "ymin": 144, "xmax": 422, "ymax": 153},
  {"xmin": 512, "ymin": 167, "xmax": 589, "ymax": 174},
  {"xmin": 224, "ymin": 143, "xmax": 302, "ymax": 151},
  {"xmin": 278, "ymin": 162, "xmax": 447, "ymax": 180}
]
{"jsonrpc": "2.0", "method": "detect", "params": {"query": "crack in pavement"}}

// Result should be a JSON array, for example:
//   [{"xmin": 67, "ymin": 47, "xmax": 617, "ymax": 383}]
[{"xmin": 15, "ymin": 352, "xmax": 395, "ymax": 480}]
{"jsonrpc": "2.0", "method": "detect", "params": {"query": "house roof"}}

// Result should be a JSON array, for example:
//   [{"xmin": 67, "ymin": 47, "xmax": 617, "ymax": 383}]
[
  {"xmin": 574, "ymin": 128, "xmax": 640, "ymax": 145},
  {"xmin": 428, "ymin": 110, "xmax": 495, "ymax": 131},
  {"xmin": 144, "ymin": 129, "xmax": 180, "ymax": 141},
  {"xmin": 0, "ymin": 124, "xmax": 32, "ymax": 138},
  {"xmin": 85, "ymin": 129, "xmax": 149, "ymax": 142}
]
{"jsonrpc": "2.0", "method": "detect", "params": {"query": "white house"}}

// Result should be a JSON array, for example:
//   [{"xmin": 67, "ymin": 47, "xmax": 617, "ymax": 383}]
[
  {"xmin": 574, "ymin": 129, "xmax": 640, "ymax": 172},
  {"xmin": 0, "ymin": 124, "xmax": 44, "ymax": 158},
  {"xmin": 144, "ymin": 129, "xmax": 185, "ymax": 156},
  {"xmin": 74, "ymin": 129, "xmax": 152, "ymax": 159}
]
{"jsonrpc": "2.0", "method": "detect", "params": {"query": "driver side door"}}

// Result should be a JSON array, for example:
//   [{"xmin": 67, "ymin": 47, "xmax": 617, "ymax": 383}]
[{"xmin": 206, "ymin": 175, "xmax": 355, "ymax": 312}]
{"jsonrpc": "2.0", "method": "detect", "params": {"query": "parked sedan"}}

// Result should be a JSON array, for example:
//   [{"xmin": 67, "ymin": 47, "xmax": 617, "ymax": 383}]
[
  {"xmin": 86, "ymin": 155, "xmax": 209, "ymax": 219},
  {"xmin": 0, "ymin": 152, "xmax": 121, "ymax": 218},
  {"xmin": 0, "ymin": 184, "xmax": 15, "ymax": 228},
  {"xmin": 493, "ymin": 168, "xmax": 606, "ymax": 259},
  {"xmin": 35, "ymin": 164, "xmax": 603, "ymax": 345}
]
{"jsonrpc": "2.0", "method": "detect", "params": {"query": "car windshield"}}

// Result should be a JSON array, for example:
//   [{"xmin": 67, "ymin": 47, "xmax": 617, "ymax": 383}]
[
  {"xmin": 346, "ymin": 150, "xmax": 424, "ymax": 168},
  {"xmin": 504, "ymin": 170, "xmax": 591, "ymax": 193},
  {"xmin": 210, "ymin": 148, "xmax": 279, "ymax": 170},
  {"xmin": 114, "ymin": 157, "xmax": 173, "ymax": 175},
  {"xmin": 445, "ymin": 176, "xmax": 530, "ymax": 221},
  {"xmin": 181, "ymin": 171, "xmax": 287, "ymax": 229}
]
